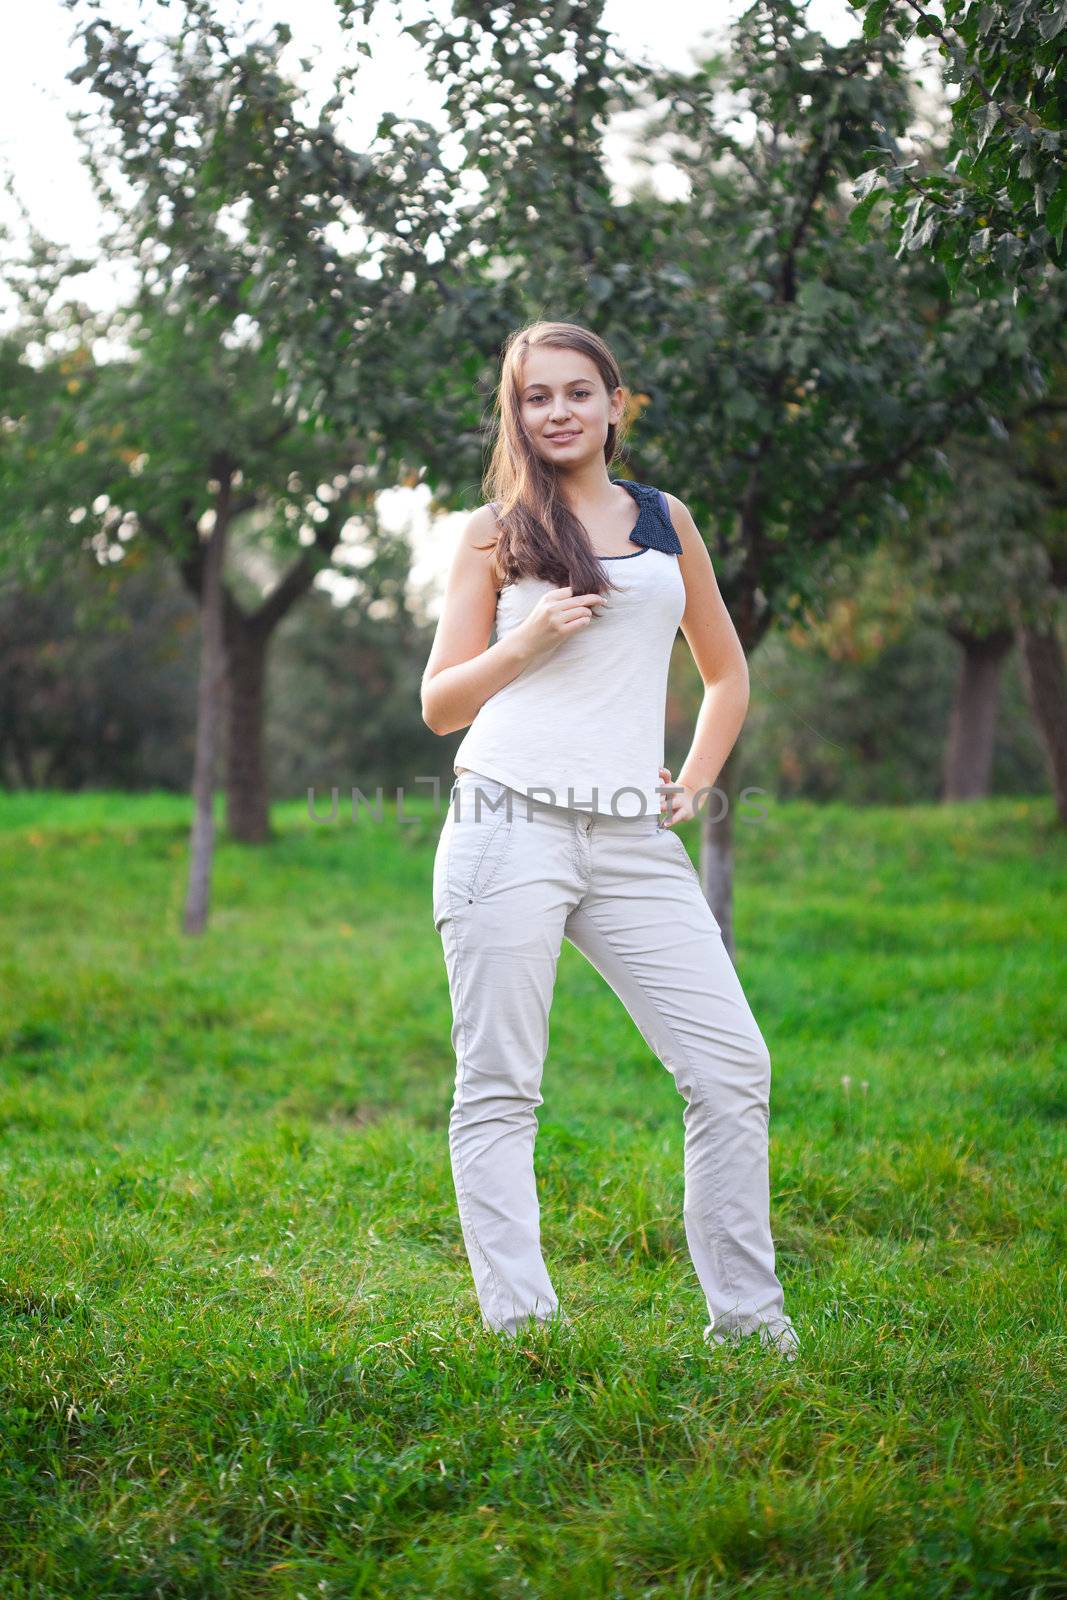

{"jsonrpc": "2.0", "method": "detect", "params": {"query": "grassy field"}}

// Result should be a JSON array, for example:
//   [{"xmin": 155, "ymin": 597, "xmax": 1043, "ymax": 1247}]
[{"xmin": 0, "ymin": 789, "xmax": 1064, "ymax": 1599}]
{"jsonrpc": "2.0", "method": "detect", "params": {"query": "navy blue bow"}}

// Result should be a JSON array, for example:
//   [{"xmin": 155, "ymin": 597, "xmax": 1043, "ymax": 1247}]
[{"xmin": 611, "ymin": 478, "xmax": 683, "ymax": 555}]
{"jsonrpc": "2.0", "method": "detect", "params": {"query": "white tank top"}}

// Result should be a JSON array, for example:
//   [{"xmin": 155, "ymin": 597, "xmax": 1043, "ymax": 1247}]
[{"xmin": 452, "ymin": 480, "xmax": 685, "ymax": 818}]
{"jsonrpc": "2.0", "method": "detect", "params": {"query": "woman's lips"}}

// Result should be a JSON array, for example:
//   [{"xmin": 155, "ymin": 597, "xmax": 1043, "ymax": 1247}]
[{"xmin": 548, "ymin": 432, "xmax": 579, "ymax": 442}]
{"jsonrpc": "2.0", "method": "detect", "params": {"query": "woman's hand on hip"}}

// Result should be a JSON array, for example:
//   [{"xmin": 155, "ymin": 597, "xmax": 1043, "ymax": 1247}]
[{"xmin": 658, "ymin": 766, "xmax": 697, "ymax": 827}]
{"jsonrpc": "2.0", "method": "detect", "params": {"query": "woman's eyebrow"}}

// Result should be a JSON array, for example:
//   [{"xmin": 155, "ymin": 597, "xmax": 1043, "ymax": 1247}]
[{"xmin": 522, "ymin": 378, "xmax": 591, "ymax": 393}]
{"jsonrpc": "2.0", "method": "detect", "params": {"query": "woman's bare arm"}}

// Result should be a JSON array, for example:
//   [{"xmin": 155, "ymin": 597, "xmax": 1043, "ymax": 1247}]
[
  {"xmin": 666, "ymin": 493, "xmax": 750, "ymax": 797},
  {"xmin": 420, "ymin": 507, "xmax": 533, "ymax": 736}
]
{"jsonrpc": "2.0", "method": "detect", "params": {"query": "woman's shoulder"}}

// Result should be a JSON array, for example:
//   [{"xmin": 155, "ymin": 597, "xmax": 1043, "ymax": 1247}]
[
  {"xmin": 466, "ymin": 502, "xmax": 503, "ymax": 533},
  {"xmin": 459, "ymin": 503, "xmax": 504, "ymax": 556}
]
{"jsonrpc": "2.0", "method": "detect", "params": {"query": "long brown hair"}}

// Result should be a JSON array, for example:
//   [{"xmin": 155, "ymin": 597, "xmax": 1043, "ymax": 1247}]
[{"xmin": 479, "ymin": 320, "xmax": 635, "ymax": 596}]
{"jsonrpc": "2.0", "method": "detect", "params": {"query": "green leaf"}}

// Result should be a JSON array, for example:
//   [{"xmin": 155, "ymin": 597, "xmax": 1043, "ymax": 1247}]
[
  {"xmin": 1007, "ymin": 173, "xmax": 1032, "ymax": 210},
  {"xmin": 939, "ymin": 247, "xmax": 964, "ymax": 294},
  {"xmin": 1047, "ymin": 175, "xmax": 1067, "ymax": 250},
  {"xmin": 849, "ymin": 187, "xmax": 882, "ymax": 240},
  {"xmin": 1038, "ymin": 0, "xmax": 1067, "ymax": 41},
  {"xmin": 974, "ymin": 101, "xmax": 1000, "ymax": 156},
  {"xmin": 911, "ymin": 212, "xmax": 938, "ymax": 251},
  {"xmin": 852, "ymin": 166, "xmax": 884, "ymax": 202},
  {"xmin": 863, "ymin": 1, "xmax": 889, "ymax": 39}
]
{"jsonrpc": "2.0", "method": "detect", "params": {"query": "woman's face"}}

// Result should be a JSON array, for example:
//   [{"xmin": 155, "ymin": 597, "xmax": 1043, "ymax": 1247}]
[{"xmin": 518, "ymin": 348, "xmax": 624, "ymax": 467}]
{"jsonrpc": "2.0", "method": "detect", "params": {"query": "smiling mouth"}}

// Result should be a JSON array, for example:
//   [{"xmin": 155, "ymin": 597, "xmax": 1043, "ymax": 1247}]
[{"xmin": 548, "ymin": 432, "xmax": 579, "ymax": 442}]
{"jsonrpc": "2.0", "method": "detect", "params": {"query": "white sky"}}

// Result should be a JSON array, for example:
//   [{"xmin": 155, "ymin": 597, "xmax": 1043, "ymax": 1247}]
[{"xmin": 0, "ymin": 0, "xmax": 925, "ymax": 619}]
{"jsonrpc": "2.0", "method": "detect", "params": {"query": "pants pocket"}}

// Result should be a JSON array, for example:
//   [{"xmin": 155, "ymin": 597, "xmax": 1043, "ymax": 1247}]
[
  {"xmin": 460, "ymin": 812, "xmax": 515, "ymax": 904},
  {"xmin": 662, "ymin": 826, "xmax": 705, "ymax": 887},
  {"xmin": 446, "ymin": 778, "xmax": 518, "ymax": 909}
]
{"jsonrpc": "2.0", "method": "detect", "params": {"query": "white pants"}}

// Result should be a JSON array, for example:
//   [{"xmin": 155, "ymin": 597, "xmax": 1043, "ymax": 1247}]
[{"xmin": 432, "ymin": 769, "xmax": 797, "ymax": 1349}]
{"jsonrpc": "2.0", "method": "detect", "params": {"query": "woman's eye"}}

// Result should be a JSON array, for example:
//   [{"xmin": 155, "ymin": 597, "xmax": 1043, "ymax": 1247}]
[{"xmin": 530, "ymin": 391, "xmax": 591, "ymax": 403}]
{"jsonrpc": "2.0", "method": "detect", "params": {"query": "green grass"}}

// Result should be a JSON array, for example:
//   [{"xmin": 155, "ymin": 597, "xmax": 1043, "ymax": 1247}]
[{"xmin": 0, "ymin": 789, "xmax": 1064, "ymax": 1598}]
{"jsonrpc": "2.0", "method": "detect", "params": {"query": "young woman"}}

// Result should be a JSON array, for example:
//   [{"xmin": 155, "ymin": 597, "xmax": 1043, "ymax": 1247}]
[{"xmin": 421, "ymin": 320, "xmax": 798, "ymax": 1359}]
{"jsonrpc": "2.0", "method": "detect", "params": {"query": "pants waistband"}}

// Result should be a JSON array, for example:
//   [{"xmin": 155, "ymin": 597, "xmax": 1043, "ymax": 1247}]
[{"xmin": 450, "ymin": 771, "xmax": 665, "ymax": 834}]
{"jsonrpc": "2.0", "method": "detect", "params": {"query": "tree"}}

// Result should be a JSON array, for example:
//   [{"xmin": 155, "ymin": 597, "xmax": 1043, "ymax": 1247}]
[
  {"xmin": 898, "ymin": 438, "xmax": 1048, "ymax": 799},
  {"xmin": 328, "ymin": 0, "xmax": 663, "ymax": 497},
  {"xmin": 1008, "ymin": 354, "xmax": 1067, "ymax": 821},
  {"xmin": 0, "ymin": 262, "xmax": 382, "ymax": 888},
  {"xmin": 598, "ymin": 0, "xmax": 1044, "ymax": 943},
  {"xmin": 848, "ymin": 0, "xmax": 1067, "ymax": 296},
  {"xmin": 3, "ymin": 0, "xmax": 461, "ymax": 931}
]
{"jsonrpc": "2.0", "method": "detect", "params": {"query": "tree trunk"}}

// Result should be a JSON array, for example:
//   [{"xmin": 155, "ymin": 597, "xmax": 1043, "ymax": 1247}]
[
  {"xmin": 175, "ymin": 495, "xmax": 349, "ymax": 849},
  {"xmin": 942, "ymin": 626, "xmax": 1013, "ymax": 801},
  {"xmin": 1018, "ymin": 616, "xmax": 1067, "ymax": 826},
  {"xmin": 183, "ymin": 505, "xmax": 228, "ymax": 935},
  {"xmin": 699, "ymin": 737, "xmax": 742, "ymax": 964},
  {"xmin": 224, "ymin": 616, "xmax": 274, "ymax": 844}
]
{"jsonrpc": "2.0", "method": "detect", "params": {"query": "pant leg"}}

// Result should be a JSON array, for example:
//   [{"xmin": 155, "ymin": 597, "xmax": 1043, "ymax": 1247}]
[
  {"xmin": 433, "ymin": 775, "xmax": 580, "ymax": 1336},
  {"xmin": 563, "ymin": 816, "xmax": 796, "ymax": 1347}
]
